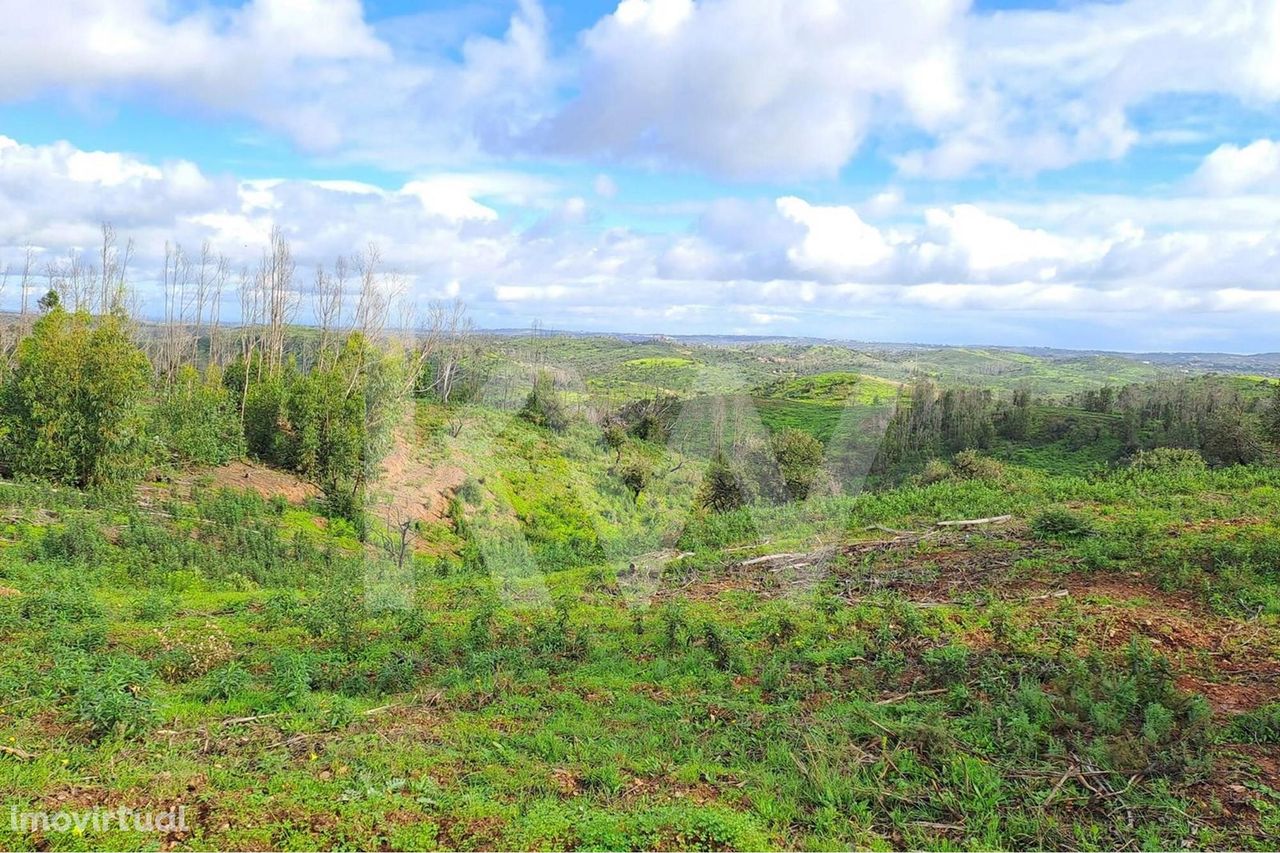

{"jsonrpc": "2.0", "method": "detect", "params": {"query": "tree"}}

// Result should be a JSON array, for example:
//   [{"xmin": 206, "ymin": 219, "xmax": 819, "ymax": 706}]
[
  {"xmin": 0, "ymin": 308, "xmax": 151, "ymax": 488},
  {"xmin": 1201, "ymin": 407, "xmax": 1263, "ymax": 466},
  {"xmin": 602, "ymin": 422, "xmax": 627, "ymax": 462},
  {"xmin": 697, "ymin": 451, "xmax": 747, "ymax": 514},
  {"xmin": 1267, "ymin": 382, "xmax": 1280, "ymax": 445},
  {"xmin": 771, "ymin": 428, "xmax": 824, "ymax": 501},
  {"xmin": 155, "ymin": 364, "xmax": 244, "ymax": 466},
  {"xmin": 519, "ymin": 373, "xmax": 568, "ymax": 432},
  {"xmin": 617, "ymin": 458, "xmax": 651, "ymax": 502}
]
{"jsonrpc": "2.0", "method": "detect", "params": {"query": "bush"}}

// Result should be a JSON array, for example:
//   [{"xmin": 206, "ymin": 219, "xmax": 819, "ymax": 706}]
[
  {"xmin": 1127, "ymin": 447, "xmax": 1207, "ymax": 474},
  {"xmin": 920, "ymin": 458, "xmax": 952, "ymax": 485},
  {"xmin": 271, "ymin": 650, "xmax": 314, "ymax": 707},
  {"xmin": 72, "ymin": 656, "xmax": 158, "ymax": 738},
  {"xmin": 0, "ymin": 308, "xmax": 152, "ymax": 488},
  {"xmin": 519, "ymin": 373, "xmax": 568, "ymax": 432},
  {"xmin": 1224, "ymin": 703, "xmax": 1280, "ymax": 744},
  {"xmin": 771, "ymin": 428, "xmax": 824, "ymax": 501},
  {"xmin": 196, "ymin": 661, "xmax": 253, "ymax": 701},
  {"xmin": 155, "ymin": 365, "xmax": 244, "ymax": 466},
  {"xmin": 618, "ymin": 393, "xmax": 679, "ymax": 442},
  {"xmin": 951, "ymin": 450, "xmax": 1005, "ymax": 481},
  {"xmin": 697, "ymin": 452, "xmax": 747, "ymax": 514},
  {"xmin": 457, "ymin": 477, "xmax": 483, "ymax": 505},
  {"xmin": 923, "ymin": 643, "xmax": 970, "ymax": 685},
  {"xmin": 1031, "ymin": 507, "xmax": 1095, "ymax": 540},
  {"xmin": 617, "ymin": 458, "xmax": 651, "ymax": 500}
]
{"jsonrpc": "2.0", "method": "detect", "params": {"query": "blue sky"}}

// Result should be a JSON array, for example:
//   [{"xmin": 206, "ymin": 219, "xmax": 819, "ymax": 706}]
[{"xmin": 1, "ymin": 0, "xmax": 1278, "ymax": 352}]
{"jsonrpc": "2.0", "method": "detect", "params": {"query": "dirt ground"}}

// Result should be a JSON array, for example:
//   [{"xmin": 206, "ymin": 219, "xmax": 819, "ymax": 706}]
[
  {"xmin": 664, "ymin": 528, "xmax": 1280, "ymax": 716},
  {"xmin": 181, "ymin": 459, "xmax": 321, "ymax": 503},
  {"xmin": 369, "ymin": 415, "xmax": 467, "ymax": 527}
]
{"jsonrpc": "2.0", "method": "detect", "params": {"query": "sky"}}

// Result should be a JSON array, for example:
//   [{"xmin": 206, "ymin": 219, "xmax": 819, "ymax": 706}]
[{"xmin": 0, "ymin": 0, "xmax": 1278, "ymax": 352}]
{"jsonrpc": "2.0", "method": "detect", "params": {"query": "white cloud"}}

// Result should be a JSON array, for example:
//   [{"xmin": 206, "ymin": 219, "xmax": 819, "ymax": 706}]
[
  {"xmin": 536, "ymin": 0, "xmax": 967, "ymax": 178},
  {"xmin": 1193, "ymin": 139, "xmax": 1280, "ymax": 194},
  {"xmin": 776, "ymin": 197, "xmax": 891, "ymax": 276},
  {"xmin": 1, "ymin": 135, "xmax": 1279, "ymax": 352},
  {"xmin": 0, "ymin": 0, "xmax": 552, "ymax": 168},
  {"xmin": 0, "ymin": 0, "xmax": 387, "ymax": 98},
  {"xmin": 3, "ymin": 0, "xmax": 1279, "ymax": 180},
  {"xmin": 899, "ymin": 0, "xmax": 1280, "ymax": 177},
  {"xmin": 531, "ymin": 0, "xmax": 1280, "ymax": 179}
]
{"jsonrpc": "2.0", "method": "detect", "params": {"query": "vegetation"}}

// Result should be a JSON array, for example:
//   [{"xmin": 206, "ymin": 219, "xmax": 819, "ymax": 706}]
[{"xmin": 0, "ymin": 258, "xmax": 1278, "ymax": 850}]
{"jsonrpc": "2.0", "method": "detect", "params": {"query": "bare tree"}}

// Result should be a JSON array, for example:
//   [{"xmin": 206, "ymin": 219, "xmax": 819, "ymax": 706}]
[
  {"xmin": 379, "ymin": 507, "xmax": 419, "ymax": 574},
  {"xmin": 312, "ymin": 255, "xmax": 348, "ymax": 368},
  {"xmin": 0, "ymin": 261, "xmax": 9, "ymax": 362},
  {"xmin": 208, "ymin": 252, "xmax": 228, "ymax": 367},
  {"xmin": 237, "ymin": 267, "xmax": 261, "ymax": 421},
  {"xmin": 432, "ymin": 299, "xmax": 473, "ymax": 404},
  {"xmin": 18, "ymin": 244, "xmax": 33, "ymax": 325},
  {"xmin": 160, "ymin": 242, "xmax": 191, "ymax": 381},
  {"xmin": 354, "ymin": 243, "xmax": 391, "ymax": 344},
  {"xmin": 193, "ymin": 241, "xmax": 214, "ymax": 368},
  {"xmin": 261, "ymin": 226, "xmax": 298, "ymax": 373}
]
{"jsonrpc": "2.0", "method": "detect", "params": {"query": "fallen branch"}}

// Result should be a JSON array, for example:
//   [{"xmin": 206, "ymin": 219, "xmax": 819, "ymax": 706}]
[
  {"xmin": 0, "ymin": 744, "xmax": 37, "ymax": 760},
  {"xmin": 739, "ymin": 552, "xmax": 807, "ymax": 567},
  {"xmin": 935, "ymin": 514, "xmax": 1012, "ymax": 528},
  {"xmin": 874, "ymin": 688, "xmax": 949, "ymax": 705},
  {"xmin": 864, "ymin": 524, "xmax": 918, "ymax": 536}
]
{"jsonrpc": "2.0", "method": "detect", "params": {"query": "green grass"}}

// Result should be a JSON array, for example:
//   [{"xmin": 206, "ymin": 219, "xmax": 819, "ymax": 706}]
[{"xmin": 2, "ymin": 452, "xmax": 1280, "ymax": 849}]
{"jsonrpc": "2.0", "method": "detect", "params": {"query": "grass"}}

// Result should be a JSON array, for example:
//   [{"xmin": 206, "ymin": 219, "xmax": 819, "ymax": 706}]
[
  {"xmin": 2, "ymin": 449, "xmax": 1280, "ymax": 850},
  {"xmin": 0, "ymin": 332, "xmax": 1277, "ymax": 850}
]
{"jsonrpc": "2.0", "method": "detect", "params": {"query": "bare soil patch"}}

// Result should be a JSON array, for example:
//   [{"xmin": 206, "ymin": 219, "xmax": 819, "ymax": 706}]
[
  {"xmin": 370, "ymin": 417, "xmax": 466, "ymax": 529},
  {"xmin": 169, "ymin": 460, "xmax": 320, "ymax": 504}
]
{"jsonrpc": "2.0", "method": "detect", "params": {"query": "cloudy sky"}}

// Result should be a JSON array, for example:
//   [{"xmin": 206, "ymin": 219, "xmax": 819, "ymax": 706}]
[{"xmin": 0, "ymin": 0, "xmax": 1278, "ymax": 352}]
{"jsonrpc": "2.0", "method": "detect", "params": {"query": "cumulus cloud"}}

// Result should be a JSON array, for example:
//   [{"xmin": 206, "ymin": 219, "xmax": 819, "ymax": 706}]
[
  {"xmin": 1193, "ymin": 139, "xmax": 1280, "ymax": 194},
  {"xmin": 535, "ymin": 0, "xmax": 966, "ymax": 178},
  {"xmin": 1, "ymin": 134, "xmax": 1279, "ymax": 351},
  {"xmin": 528, "ymin": 0, "xmax": 1280, "ymax": 179},
  {"xmin": 898, "ymin": 0, "xmax": 1280, "ymax": 177},
  {"xmin": 0, "ymin": 0, "xmax": 553, "ymax": 166},
  {"xmin": 3, "ymin": 0, "xmax": 1279, "ymax": 180}
]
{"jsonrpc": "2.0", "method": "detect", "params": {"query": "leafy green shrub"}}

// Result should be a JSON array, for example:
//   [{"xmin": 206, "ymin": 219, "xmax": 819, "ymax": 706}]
[
  {"xmin": 155, "ymin": 365, "xmax": 245, "ymax": 465},
  {"xmin": 197, "ymin": 661, "xmax": 253, "ymax": 701},
  {"xmin": 271, "ymin": 650, "xmax": 314, "ymax": 707},
  {"xmin": 771, "ymin": 428, "xmax": 824, "ymax": 501},
  {"xmin": 457, "ymin": 477, "xmax": 483, "ymax": 505},
  {"xmin": 1127, "ymin": 447, "xmax": 1207, "ymax": 474},
  {"xmin": 373, "ymin": 647, "xmax": 421, "ymax": 694},
  {"xmin": 697, "ymin": 452, "xmax": 747, "ymax": 514},
  {"xmin": 20, "ymin": 583, "xmax": 102, "ymax": 627},
  {"xmin": 951, "ymin": 450, "xmax": 1005, "ymax": 481},
  {"xmin": 616, "ymin": 458, "xmax": 652, "ymax": 500},
  {"xmin": 923, "ymin": 643, "xmax": 970, "ymax": 685},
  {"xmin": 1031, "ymin": 507, "xmax": 1095, "ymax": 540},
  {"xmin": 700, "ymin": 621, "xmax": 739, "ymax": 671},
  {"xmin": 1223, "ymin": 703, "xmax": 1280, "ymax": 744},
  {"xmin": 920, "ymin": 458, "xmax": 952, "ymax": 485},
  {"xmin": 35, "ymin": 518, "xmax": 107, "ymax": 563},
  {"xmin": 72, "ymin": 655, "xmax": 158, "ymax": 738},
  {"xmin": 0, "ymin": 308, "xmax": 152, "ymax": 489},
  {"xmin": 618, "ymin": 393, "xmax": 679, "ymax": 442},
  {"xmin": 133, "ymin": 592, "xmax": 176, "ymax": 623},
  {"xmin": 519, "ymin": 373, "xmax": 568, "ymax": 432},
  {"xmin": 601, "ymin": 422, "xmax": 627, "ymax": 460}
]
